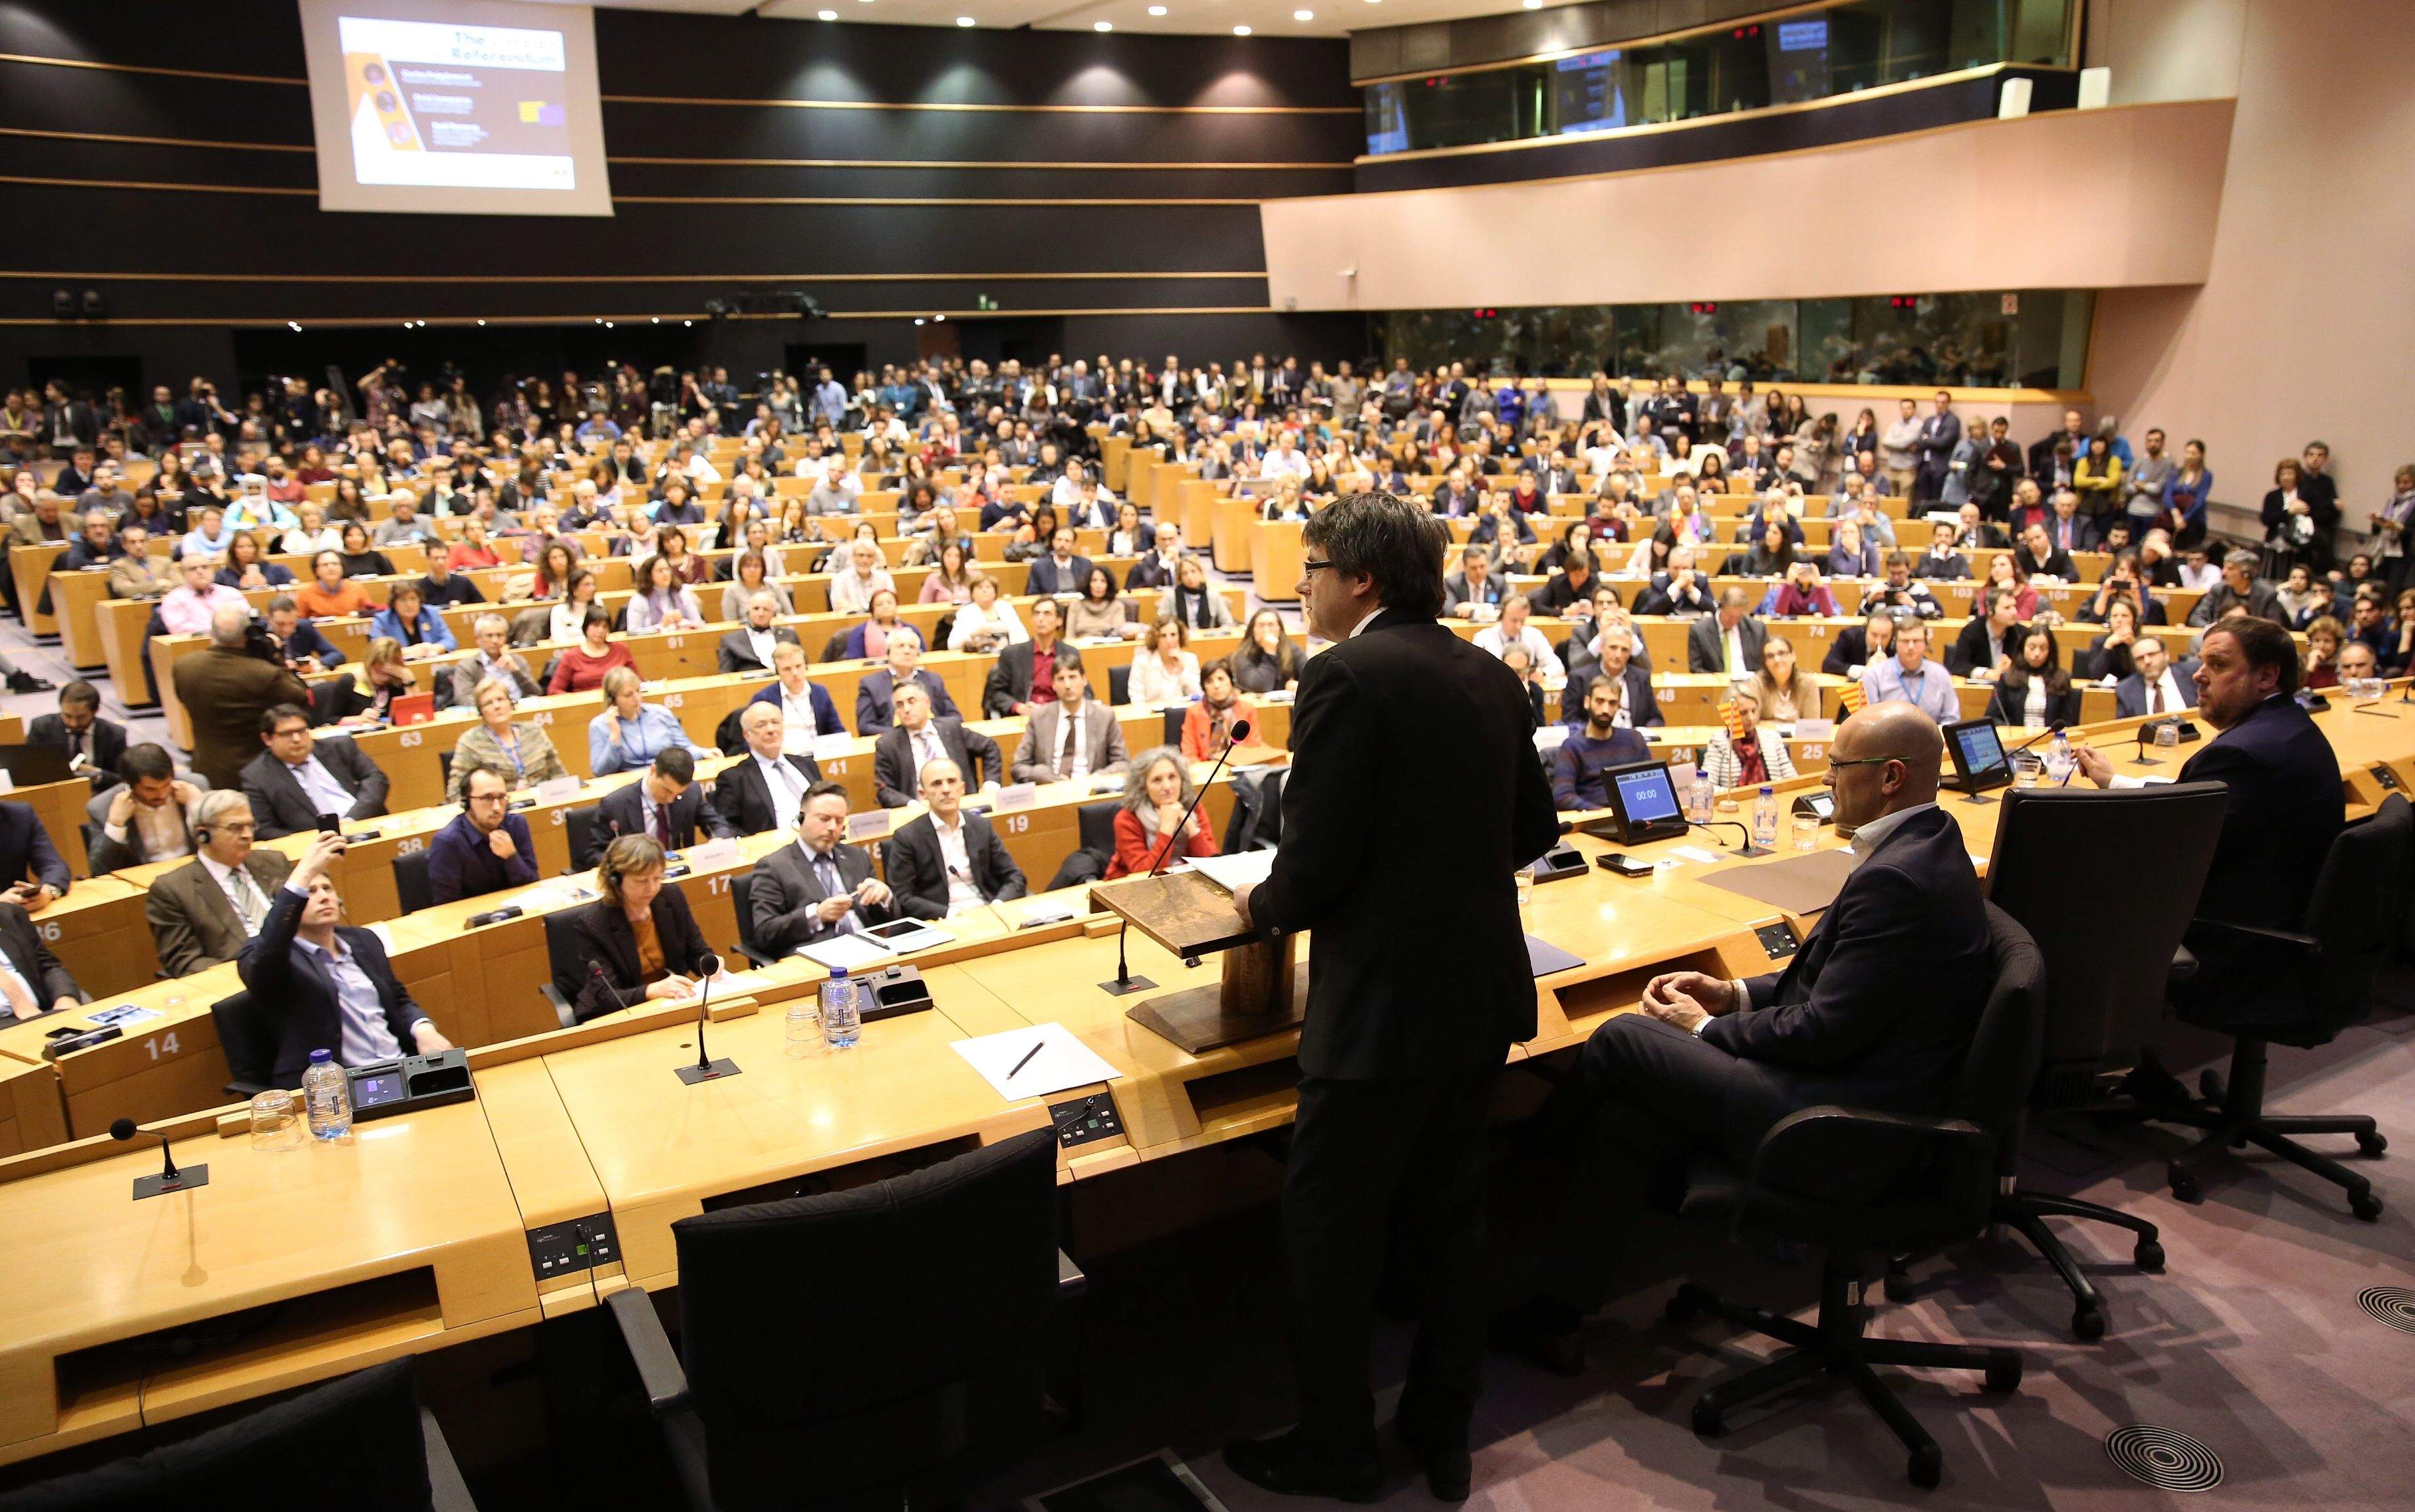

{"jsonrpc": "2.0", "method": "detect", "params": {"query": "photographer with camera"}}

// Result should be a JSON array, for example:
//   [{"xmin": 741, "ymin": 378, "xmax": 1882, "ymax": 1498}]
[{"xmin": 171, "ymin": 605, "xmax": 310, "ymax": 790}]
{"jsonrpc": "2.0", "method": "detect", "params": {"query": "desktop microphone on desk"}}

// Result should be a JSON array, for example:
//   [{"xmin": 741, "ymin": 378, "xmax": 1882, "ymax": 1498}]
[
  {"xmin": 1101, "ymin": 718, "xmax": 1252, "ymax": 997},
  {"xmin": 675, "ymin": 951, "xmax": 738, "ymax": 1084},
  {"xmin": 113, "ymin": 1117, "xmax": 208, "ymax": 1201}
]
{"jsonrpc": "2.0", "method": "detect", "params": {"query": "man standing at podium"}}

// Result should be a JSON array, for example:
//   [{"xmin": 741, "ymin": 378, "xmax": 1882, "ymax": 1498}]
[{"xmin": 1228, "ymin": 492, "xmax": 1559, "ymax": 1502}]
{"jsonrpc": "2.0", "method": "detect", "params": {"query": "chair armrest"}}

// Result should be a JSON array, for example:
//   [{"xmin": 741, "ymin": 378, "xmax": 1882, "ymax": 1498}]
[
  {"xmin": 2188, "ymin": 915, "xmax": 2322, "ymax": 955},
  {"xmin": 1057, "ymin": 1247, "xmax": 1087, "ymax": 1300},
  {"xmin": 540, "ymin": 984, "xmax": 576, "ymax": 1030},
  {"xmin": 223, "ymin": 1078, "xmax": 271, "ymax": 1099},
  {"xmin": 1743, "ymin": 1104, "xmax": 1991, "ymax": 1215},
  {"xmin": 606, "ymin": 1287, "xmax": 692, "ymax": 1418},
  {"xmin": 421, "ymin": 1407, "xmax": 478, "ymax": 1512},
  {"xmin": 732, "ymin": 942, "xmax": 778, "ymax": 969}
]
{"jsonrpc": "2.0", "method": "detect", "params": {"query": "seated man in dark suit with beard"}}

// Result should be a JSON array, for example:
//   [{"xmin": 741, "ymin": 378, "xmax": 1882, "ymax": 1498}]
[{"xmin": 1497, "ymin": 703, "xmax": 1991, "ymax": 1374}]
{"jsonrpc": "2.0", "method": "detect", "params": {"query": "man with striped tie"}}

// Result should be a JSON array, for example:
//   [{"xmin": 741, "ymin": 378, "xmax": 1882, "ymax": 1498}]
[{"xmin": 145, "ymin": 790, "xmax": 295, "ymax": 977}]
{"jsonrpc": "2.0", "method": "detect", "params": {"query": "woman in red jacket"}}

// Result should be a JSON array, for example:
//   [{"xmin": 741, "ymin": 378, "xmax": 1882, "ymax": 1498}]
[
  {"xmin": 1179, "ymin": 658, "xmax": 1256, "ymax": 762},
  {"xmin": 1106, "ymin": 746, "xmax": 1220, "ymax": 878}
]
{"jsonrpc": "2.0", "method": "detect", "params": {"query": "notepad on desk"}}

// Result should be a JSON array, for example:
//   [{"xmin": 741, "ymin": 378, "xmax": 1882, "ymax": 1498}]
[{"xmin": 952, "ymin": 1023, "xmax": 1121, "ymax": 1101}]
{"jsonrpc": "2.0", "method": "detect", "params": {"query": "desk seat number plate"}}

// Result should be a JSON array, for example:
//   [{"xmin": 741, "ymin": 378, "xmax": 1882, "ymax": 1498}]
[
  {"xmin": 1050, "ymin": 1092, "xmax": 1124, "ymax": 1150},
  {"xmin": 1754, "ymin": 923, "xmax": 1799, "ymax": 961}
]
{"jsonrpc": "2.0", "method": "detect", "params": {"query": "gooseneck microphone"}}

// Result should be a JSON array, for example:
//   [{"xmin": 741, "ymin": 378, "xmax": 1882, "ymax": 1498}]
[
  {"xmin": 1103, "ymin": 718, "xmax": 1254, "ymax": 997},
  {"xmin": 675, "ymin": 951, "xmax": 738, "ymax": 1084},
  {"xmin": 113, "ymin": 1116, "xmax": 208, "ymax": 1200}
]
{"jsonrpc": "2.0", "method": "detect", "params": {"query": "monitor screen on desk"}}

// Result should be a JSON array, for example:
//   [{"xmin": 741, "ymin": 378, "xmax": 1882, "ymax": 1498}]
[
  {"xmin": 1612, "ymin": 763, "xmax": 1681, "ymax": 825},
  {"xmin": 1946, "ymin": 719, "xmax": 2010, "ymax": 790}
]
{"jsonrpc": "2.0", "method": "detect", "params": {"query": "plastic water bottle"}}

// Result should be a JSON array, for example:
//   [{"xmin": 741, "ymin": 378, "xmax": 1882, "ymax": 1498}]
[
  {"xmin": 2046, "ymin": 730, "xmax": 2076, "ymax": 786},
  {"xmin": 1753, "ymin": 785, "xmax": 1779, "ymax": 851},
  {"xmin": 1686, "ymin": 764, "xmax": 1713, "ymax": 825},
  {"xmin": 302, "ymin": 1049, "xmax": 351, "ymax": 1141},
  {"xmin": 821, "ymin": 967, "xmax": 861, "ymax": 1050}
]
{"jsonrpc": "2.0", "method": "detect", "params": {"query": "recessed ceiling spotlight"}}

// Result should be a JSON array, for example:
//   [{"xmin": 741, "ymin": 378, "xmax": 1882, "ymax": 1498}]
[
  {"xmin": 1294, "ymin": 7, "xmax": 1313, "ymax": 16},
  {"xmin": 934, "ymin": 314, "xmax": 945, "ymax": 322},
  {"xmin": 956, "ymin": 14, "xmax": 974, "ymax": 24},
  {"xmin": 651, "ymin": 316, "xmax": 660, "ymax": 323},
  {"xmin": 915, "ymin": 318, "xmax": 927, "ymax": 326},
  {"xmin": 1522, "ymin": 0, "xmax": 1541, "ymax": 8},
  {"xmin": 1233, "ymin": 23, "xmax": 1250, "ymax": 33},
  {"xmin": 1148, "ymin": 4, "xmax": 1166, "ymax": 12},
  {"xmin": 288, "ymin": 321, "xmax": 301, "ymax": 331},
  {"xmin": 1094, "ymin": 19, "xmax": 1112, "ymax": 29},
  {"xmin": 476, "ymin": 318, "xmax": 486, "ymax": 326},
  {"xmin": 817, "ymin": 8, "xmax": 836, "ymax": 16},
  {"xmin": 683, "ymin": 319, "xmax": 693, "ymax": 327}
]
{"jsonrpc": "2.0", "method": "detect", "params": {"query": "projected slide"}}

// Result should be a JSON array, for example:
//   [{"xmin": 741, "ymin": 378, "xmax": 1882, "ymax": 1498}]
[{"xmin": 299, "ymin": 0, "xmax": 612, "ymax": 216}]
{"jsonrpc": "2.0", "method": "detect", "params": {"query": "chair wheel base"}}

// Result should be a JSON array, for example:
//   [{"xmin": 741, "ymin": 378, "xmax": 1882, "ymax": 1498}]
[
  {"xmin": 2070, "ymin": 1308, "xmax": 2106, "ymax": 1343},
  {"xmin": 2351, "ymin": 1192, "xmax": 2384, "ymax": 1223},
  {"xmin": 2167, "ymin": 1166, "xmax": 2203, "ymax": 1204},
  {"xmin": 1909, "ymin": 1443, "xmax": 1943, "ymax": 1490},
  {"xmin": 1691, "ymin": 1399, "xmax": 1725, "ymax": 1437},
  {"xmin": 2358, "ymin": 1130, "xmax": 2388, "ymax": 1157},
  {"xmin": 2133, "ymin": 1240, "xmax": 2165, "ymax": 1272}
]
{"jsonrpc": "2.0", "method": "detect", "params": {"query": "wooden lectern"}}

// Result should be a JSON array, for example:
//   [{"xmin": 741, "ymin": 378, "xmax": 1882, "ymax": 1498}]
[{"xmin": 1095, "ymin": 870, "xmax": 1307, "ymax": 1054}]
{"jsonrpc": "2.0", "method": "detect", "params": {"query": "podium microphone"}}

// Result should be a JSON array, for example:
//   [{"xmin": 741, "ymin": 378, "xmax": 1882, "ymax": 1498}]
[
  {"xmin": 675, "ymin": 951, "xmax": 739, "ymax": 1084},
  {"xmin": 113, "ymin": 1117, "xmax": 208, "ymax": 1201},
  {"xmin": 1102, "ymin": 718, "xmax": 1253, "ymax": 997}
]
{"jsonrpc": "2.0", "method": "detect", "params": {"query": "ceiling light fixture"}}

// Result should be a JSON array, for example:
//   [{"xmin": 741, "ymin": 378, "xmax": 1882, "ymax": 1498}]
[
  {"xmin": 956, "ymin": 14, "xmax": 974, "ymax": 24},
  {"xmin": 1233, "ymin": 23, "xmax": 1250, "ymax": 33},
  {"xmin": 817, "ymin": 7, "xmax": 836, "ymax": 16},
  {"xmin": 1294, "ymin": 7, "xmax": 1312, "ymax": 16},
  {"xmin": 1148, "ymin": 4, "xmax": 1166, "ymax": 12},
  {"xmin": 288, "ymin": 321, "xmax": 301, "ymax": 332},
  {"xmin": 1522, "ymin": 0, "xmax": 1541, "ymax": 8},
  {"xmin": 476, "ymin": 318, "xmax": 486, "ymax": 326},
  {"xmin": 1094, "ymin": 19, "xmax": 1111, "ymax": 29}
]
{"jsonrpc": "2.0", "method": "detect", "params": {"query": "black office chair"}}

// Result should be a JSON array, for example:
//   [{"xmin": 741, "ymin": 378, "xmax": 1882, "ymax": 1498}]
[
  {"xmin": 536, "ymin": 910, "xmax": 586, "ymax": 1029},
  {"xmin": 1962, "ymin": 782, "xmax": 2228, "ymax": 1339},
  {"xmin": 713, "ymin": 708, "xmax": 748, "ymax": 757},
  {"xmin": 1223, "ymin": 768, "xmax": 1286, "ymax": 853},
  {"xmin": 2132, "ymin": 791, "xmax": 2406, "ymax": 1219},
  {"xmin": 1662, "ymin": 905, "xmax": 2044, "ymax": 1488},
  {"xmin": 607, "ymin": 1130, "xmax": 1084, "ymax": 1512},
  {"xmin": 392, "ymin": 849, "xmax": 434, "ymax": 915},
  {"xmin": 210, "ymin": 989, "xmax": 279, "ymax": 1098},
  {"xmin": 0, "ymin": 1359, "xmax": 475, "ymax": 1511},
  {"xmin": 565, "ymin": 805, "xmax": 607, "ymax": 872},
  {"xmin": 726, "ymin": 872, "xmax": 775, "ymax": 967},
  {"xmin": 1107, "ymin": 663, "xmax": 1131, "ymax": 707},
  {"xmin": 1160, "ymin": 707, "xmax": 1186, "ymax": 747},
  {"xmin": 436, "ymin": 750, "xmax": 454, "ymax": 794},
  {"xmin": 1044, "ymin": 801, "xmax": 1119, "ymax": 891}
]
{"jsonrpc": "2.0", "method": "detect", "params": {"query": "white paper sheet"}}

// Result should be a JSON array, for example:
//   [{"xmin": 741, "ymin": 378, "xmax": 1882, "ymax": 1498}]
[
  {"xmin": 952, "ymin": 1023, "xmax": 1121, "ymax": 1101},
  {"xmin": 1187, "ymin": 850, "xmax": 1276, "ymax": 893},
  {"xmin": 795, "ymin": 933, "xmax": 895, "ymax": 972}
]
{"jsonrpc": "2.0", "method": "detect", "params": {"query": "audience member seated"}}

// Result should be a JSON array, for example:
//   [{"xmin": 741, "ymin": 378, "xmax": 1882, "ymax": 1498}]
[
  {"xmin": 1634, "ymin": 551, "xmax": 1712, "ymax": 616},
  {"xmin": 1686, "ymin": 588, "xmax": 1766, "ymax": 676},
  {"xmin": 1825, "ymin": 518, "xmax": 1882, "ymax": 578},
  {"xmin": 1915, "ymin": 521, "xmax": 1971, "ymax": 580},
  {"xmin": 1125, "ymin": 524, "xmax": 1189, "ymax": 589},
  {"xmin": 1551, "ymin": 677, "xmax": 1653, "ymax": 811},
  {"xmin": 84, "ymin": 743, "xmax": 206, "ymax": 872},
  {"xmin": 1106, "ymin": 746, "xmax": 1220, "ymax": 878},
  {"xmin": 320, "ymin": 636, "xmax": 419, "ymax": 727},
  {"xmin": 447, "ymin": 613, "xmax": 540, "ymax": 708},
  {"xmin": 1444, "ymin": 544, "xmax": 1509, "ymax": 618},
  {"xmin": 240, "ymin": 832, "xmax": 449, "ymax": 1080},
  {"xmin": 2301, "ymin": 616, "xmax": 2344, "ymax": 690},
  {"xmin": 1181, "ymin": 659, "xmax": 1255, "ymax": 761},
  {"xmin": 749, "ymin": 780, "xmax": 898, "ymax": 953},
  {"xmin": 555, "ymin": 836, "xmax": 719, "ymax": 1021},
  {"xmin": 1987, "ymin": 626, "xmax": 2080, "ymax": 728},
  {"xmin": 369, "ymin": 582, "xmax": 457, "ymax": 656},
  {"xmin": 839, "ymin": 587, "xmax": 913, "ymax": 660},
  {"xmin": 428, "ymin": 762, "xmax": 538, "ymax": 906},
  {"xmin": 2187, "ymin": 547, "xmax": 2291, "ymax": 626},
  {"xmin": 2014, "ymin": 521, "xmax": 2078, "ymax": 582},
  {"xmin": 107, "ymin": 525, "xmax": 167, "ymax": 600},
  {"xmin": 1495, "ymin": 705, "xmax": 1985, "ymax": 1374},
  {"xmin": 1131, "ymin": 616, "xmax": 1203, "ymax": 705},
  {"xmin": 549, "ymin": 606, "xmax": 639, "ymax": 694},
  {"xmin": 241, "ymin": 704, "xmax": 392, "ymax": 838},
  {"xmin": 877, "ymin": 679, "xmax": 1005, "ymax": 807},
  {"xmin": 448, "ymin": 677, "xmax": 570, "ymax": 801},
  {"xmin": 1008, "ymin": 656, "xmax": 1124, "ymax": 786},
  {"xmin": 713, "ymin": 591, "xmax": 802, "ymax": 676},
  {"xmin": 175, "ymin": 607, "xmax": 312, "ymax": 790},
  {"xmin": 1949, "ymin": 587, "xmax": 2027, "ymax": 678},
  {"xmin": 1162, "ymin": 553, "xmax": 1237, "ymax": 633},
  {"xmin": 0, "ymin": 893, "xmax": 82, "ymax": 1020},
  {"xmin": 949, "ymin": 570, "xmax": 1028, "ymax": 652},
  {"xmin": 714, "ymin": 702, "xmax": 827, "ymax": 835},
  {"xmin": 217, "ymin": 531, "xmax": 292, "ymax": 591},
  {"xmin": 146, "ymin": 789, "xmax": 293, "ymax": 978},
  {"xmin": 1757, "ymin": 561, "xmax": 1838, "ymax": 618},
  {"xmin": 1530, "ymin": 549, "xmax": 1600, "ymax": 616},
  {"xmin": 855, "ymin": 632, "xmax": 954, "ymax": 734},
  {"xmin": 263, "ymin": 595, "xmax": 346, "ymax": 674},
  {"xmin": 1233, "ymin": 608, "xmax": 1305, "ymax": 694},
  {"xmin": 827, "ymin": 539, "xmax": 897, "ymax": 615},
  {"xmin": 29, "ymin": 680, "xmax": 125, "ymax": 777},
  {"xmin": 625, "ymin": 553, "xmax": 705, "ymax": 633},
  {"xmin": 1702, "ymin": 693, "xmax": 1795, "ymax": 789},
  {"xmin": 591, "ymin": 747, "xmax": 733, "ymax": 858},
  {"xmin": 293, "ymin": 550, "xmax": 373, "ymax": 619},
  {"xmin": 1858, "ymin": 553, "xmax": 1942, "ymax": 620},
  {"xmin": 984, "ymin": 596, "xmax": 1070, "ymax": 716},
  {"xmin": 158, "ymin": 553, "xmax": 249, "ymax": 636},
  {"xmin": 1065, "ymin": 564, "xmax": 1135, "ymax": 639},
  {"xmin": 1475, "ymin": 593, "xmax": 1565, "ymax": 676},
  {"xmin": 1026, "ymin": 524, "xmax": 1093, "ymax": 597},
  {"xmin": 744, "ymin": 642, "xmax": 846, "ymax": 749},
  {"xmin": 887, "ymin": 758, "xmax": 1030, "ymax": 920},
  {"xmin": 2115, "ymin": 635, "xmax": 2199, "ymax": 716},
  {"xmin": 0, "ymin": 798, "xmax": 69, "ymax": 912},
  {"xmin": 1736, "ymin": 522, "xmax": 1797, "ymax": 580},
  {"xmin": 1743, "ymin": 635, "xmax": 1820, "ymax": 723},
  {"xmin": 1860, "ymin": 617, "xmax": 1960, "ymax": 724}
]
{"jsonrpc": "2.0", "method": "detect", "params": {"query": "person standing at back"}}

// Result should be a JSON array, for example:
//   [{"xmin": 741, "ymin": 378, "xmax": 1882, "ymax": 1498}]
[{"xmin": 1225, "ymin": 492, "xmax": 1559, "ymax": 1502}]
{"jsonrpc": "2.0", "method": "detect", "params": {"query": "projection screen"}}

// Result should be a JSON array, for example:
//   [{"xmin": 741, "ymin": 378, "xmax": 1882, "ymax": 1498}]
[{"xmin": 297, "ymin": 0, "xmax": 614, "ymax": 216}]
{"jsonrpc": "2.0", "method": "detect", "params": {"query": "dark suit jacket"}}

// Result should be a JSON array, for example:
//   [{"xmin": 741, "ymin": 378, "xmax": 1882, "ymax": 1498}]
[
  {"xmin": 581, "ymin": 781, "xmax": 736, "ymax": 866},
  {"xmin": 872, "ymin": 720, "xmax": 1002, "ymax": 808},
  {"xmin": 1252, "ymin": 608, "xmax": 1559, "ymax": 1079},
  {"xmin": 1704, "ymin": 805, "xmax": 1990, "ymax": 1127},
  {"xmin": 1026, "ymin": 554, "xmax": 1094, "ymax": 597},
  {"xmin": 553, "ymin": 887, "xmax": 713, "ymax": 1022},
  {"xmin": 855, "ymin": 668, "xmax": 958, "ymax": 735},
  {"xmin": 0, "ymin": 901, "xmax": 81, "ymax": 1009},
  {"xmin": 1946, "ymin": 619, "xmax": 2023, "ymax": 677},
  {"xmin": 1443, "ymin": 571, "xmax": 1509, "ymax": 612},
  {"xmin": 240, "ymin": 737, "xmax": 392, "ymax": 839},
  {"xmin": 2015, "ymin": 544, "xmax": 2077, "ymax": 580},
  {"xmin": 741, "ymin": 679, "xmax": 846, "ymax": 741},
  {"xmin": 278, "ymin": 619, "xmax": 348, "ymax": 670},
  {"xmin": 147, "ymin": 849, "xmax": 295, "ymax": 978},
  {"xmin": 886, "ymin": 810, "xmax": 1027, "ymax": 920},
  {"xmin": 715, "ymin": 625, "xmax": 804, "ymax": 676},
  {"xmin": 710, "ymin": 752, "xmax": 825, "ymax": 836},
  {"xmin": 2114, "ymin": 665, "xmax": 2201, "ymax": 718},
  {"xmin": 2177, "ymin": 696, "xmax": 2343, "ymax": 1011},
  {"xmin": 1685, "ymin": 614, "xmax": 1767, "ymax": 674},
  {"xmin": 171, "ymin": 648, "xmax": 312, "ymax": 792},
  {"xmin": 428, "ymin": 811, "xmax": 537, "ymax": 906},
  {"xmin": 1985, "ymin": 677, "xmax": 2082, "ymax": 728},
  {"xmin": 749, "ymin": 839, "xmax": 897, "ymax": 955},
  {"xmin": 0, "ymin": 802, "xmax": 70, "ymax": 896},
  {"xmin": 239, "ymin": 885, "xmax": 427, "ymax": 1082},
  {"xmin": 28, "ymin": 712, "xmax": 126, "ymax": 777},
  {"xmin": 982, "ymin": 638, "xmax": 1066, "ymax": 718}
]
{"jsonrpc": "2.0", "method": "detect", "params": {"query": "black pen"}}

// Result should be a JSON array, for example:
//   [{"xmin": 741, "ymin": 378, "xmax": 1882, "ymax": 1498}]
[{"xmin": 1004, "ymin": 1039, "xmax": 1045, "ymax": 1081}]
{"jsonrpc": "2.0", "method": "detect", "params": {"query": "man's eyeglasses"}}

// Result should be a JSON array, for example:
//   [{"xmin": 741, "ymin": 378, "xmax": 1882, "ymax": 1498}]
[
  {"xmin": 1826, "ymin": 756, "xmax": 1900, "ymax": 771},
  {"xmin": 1300, "ymin": 559, "xmax": 1336, "ymax": 575}
]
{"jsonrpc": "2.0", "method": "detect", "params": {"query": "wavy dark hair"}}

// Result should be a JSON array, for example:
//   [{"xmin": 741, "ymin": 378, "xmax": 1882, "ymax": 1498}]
[{"xmin": 1301, "ymin": 490, "xmax": 1447, "ymax": 618}]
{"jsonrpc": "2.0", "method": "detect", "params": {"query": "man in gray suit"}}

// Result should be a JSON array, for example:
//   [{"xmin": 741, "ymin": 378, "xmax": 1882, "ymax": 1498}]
[
  {"xmin": 872, "ymin": 681, "xmax": 1002, "ymax": 807},
  {"xmin": 447, "ymin": 614, "xmax": 542, "ymax": 709},
  {"xmin": 145, "ymin": 790, "xmax": 295, "ymax": 976},
  {"xmin": 1685, "ymin": 587, "xmax": 1769, "ymax": 676},
  {"xmin": 84, "ymin": 743, "xmax": 210, "ymax": 874},
  {"xmin": 1009, "ymin": 659, "xmax": 1129, "ymax": 785},
  {"xmin": 716, "ymin": 591, "xmax": 806, "ymax": 675},
  {"xmin": 749, "ymin": 781, "xmax": 898, "ymax": 955}
]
